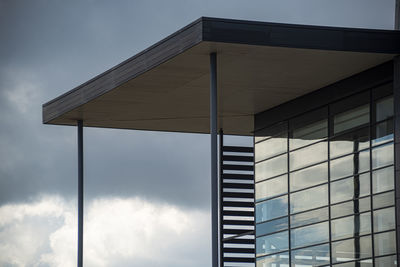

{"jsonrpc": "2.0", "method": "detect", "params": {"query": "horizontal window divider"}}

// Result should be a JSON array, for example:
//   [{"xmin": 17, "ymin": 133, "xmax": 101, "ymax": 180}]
[
  {"xmin": 371, "ymin": 204, "xmax": 395, "ymax": 212},
  {"xmin": 371, "ymin": 140, "xmax": 394, "ymax": 149},
  {"xmin": 289, "ymin": 181, "xmax": 328, "ymax": 194},
  {"xmin": 222, "ymin": 155, "xmax": 254, "ymax": 162},
  {"xmin": 373, "ymin": 116, "xmax": 394, "ymax": 126},
  {"xmin": 329, "ymin": 147, "xmax": 370, "ymax": 161},
  {"xmin": 291, "ymin": 240, "xmax": 331, "ymax": 252},
  {"xmin": 255, "ymin": 151, "xmax": 287, "ymax": 165},
  {"xmin": 331, "ymin": 257, "xmax": 373, "ymax": 266},
  {"xmin": 290, "ymin": 204, "xmax": 330, "ymax": 217},
  {"xmin": 255, "ymin": 173, "xmax": 287, "ymax": 184},
  {"xmin": 331, "ymin": 195, "xmax": 371, "ymax": 206},
  {"xmin": 372, "ymin": 189, "xmax": 395, "ymax": 197},
  {"xmin": 255, "ymin": 228, "xmax": 288, "ymax": 238},
  {"xmin": 371, "ymin": 163, "xmax": 394, "ymax": 172},
  {"xmin": 329, "ymin": 123, "xmax": 370, "ymax": 139},
  {"xmin": 255, "ymin": 193, "xmax": 288, "ymax": 204},
  {"xmin": 289, "ymin": 159, "xmax": 328, "ymax": 173},
  {"xmin": 330, "ymin": 170, "xmax": 371, "ymax": 183},
  {"xmin": 289, "ymin": 218, "xmax": 330, "ymax": 231},
  {"xmin": 223, "ymin": 146, "xmax": 254, "ymax": 153},
  {"xmin": 329, "ymin": 233, "xmax": 372, "ymax": 245},
  {"xmin": 330, "ymin": 210, "xmax": 371, "ymax": 221},
  {"xmin": 373, "ymin": 252, "xmax": 397, "ymax": 259},
  {"xmin": 222, "ymin": 173, "xmax": 254, "ymax": 180},
  {"xmin": 288, "ymin": 138, "xmax": 328, "ymax": 153},
  {"xmin": 256, "ymin": 249, "xmax": 290, "ymax": 259},
  {"xmin": 255, "ymin": 215, "xmax": 288, "ymax": 225}
]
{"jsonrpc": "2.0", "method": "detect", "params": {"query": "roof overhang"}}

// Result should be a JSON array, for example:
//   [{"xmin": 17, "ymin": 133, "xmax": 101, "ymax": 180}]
[{"xmin": 42, "ymin": 17, "xmax": 400, "ymax": 135}]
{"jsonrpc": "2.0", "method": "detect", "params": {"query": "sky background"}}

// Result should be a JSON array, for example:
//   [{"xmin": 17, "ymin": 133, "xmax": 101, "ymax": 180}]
[{"xmin": 0, "ymin": 0, "xmax": 397, "ymax": 266}]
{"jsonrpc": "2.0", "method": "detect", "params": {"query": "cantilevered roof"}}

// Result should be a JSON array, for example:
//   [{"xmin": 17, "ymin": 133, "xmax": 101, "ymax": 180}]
[{"xmin": 42, "ymin": 17, "xmax": 400, "ymax": 135}]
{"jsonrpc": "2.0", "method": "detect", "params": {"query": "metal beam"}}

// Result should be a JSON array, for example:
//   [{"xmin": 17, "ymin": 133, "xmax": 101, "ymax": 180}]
[
  {"xmin": 77, "ymin": 120, "xmax": 84, "ymax": 267},
  {"xmin": 396, "ymin": 0, "xmax": 400, "ymax": 30},
  {"xmin": 210, "ymin": 52, "xmax": 218, "ymax": 267}
]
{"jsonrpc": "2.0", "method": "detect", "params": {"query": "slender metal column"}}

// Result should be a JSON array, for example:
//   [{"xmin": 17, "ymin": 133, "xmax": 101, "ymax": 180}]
[
  {"xmin": 210, "ymin": 52, "xmax": 218, "ymax": 267},
  {"xmin": 396, "ymin": 0, "xmax": 400, "ymax": 30},
  {"xmin": 77, "ymin": 120, "xmax": 84, "ymax": 267}
]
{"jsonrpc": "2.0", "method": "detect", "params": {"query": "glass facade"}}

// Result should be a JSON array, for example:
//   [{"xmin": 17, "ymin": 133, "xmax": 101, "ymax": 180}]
[{"xmin": 255, "ymin": 84, "xmax": 397, "ymax": 266}]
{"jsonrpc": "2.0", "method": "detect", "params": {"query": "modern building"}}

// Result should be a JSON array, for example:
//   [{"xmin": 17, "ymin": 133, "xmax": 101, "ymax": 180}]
[{"xmin": 42, "ymin": 17, "xmax": 400, "ymax": 267}]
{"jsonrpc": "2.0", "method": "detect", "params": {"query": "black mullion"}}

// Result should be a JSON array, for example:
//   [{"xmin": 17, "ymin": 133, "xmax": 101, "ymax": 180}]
[
  {"xmin": 287, "ymin": 120, "xmax": 292, "ymax": 266},
  {"xmin": 369, "ymin": 89, "xmax": 376, "ymax": 267},
  {"xmin": 328, "ymin": 104, "xmax": 333, "ymax": 266}
]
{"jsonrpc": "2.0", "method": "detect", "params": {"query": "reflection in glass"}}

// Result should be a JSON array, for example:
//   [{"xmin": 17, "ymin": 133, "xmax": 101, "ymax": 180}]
[
  {"xmin": 375, "ymin": 254, "xmax": 397, "ymax": 266},
  {"xmin": 330, "ymin": 150, "xmax": 370, "ymax": 181},
  {"xmin": 333, "ymin": 259, "xmax": 373, "ymax": 267},
  {"xmin": 256, "ymin": 231, "xmax": 288, "ymax": 256},
  {"xmin": 256, "ymin": 154, "xmax": 287, "ymax": 182},
  {"xmin": 331, "ymin": 197, "xmax": 371, "ymax": 219},
  {"xmin": 372, "ymin": 119, "xmax": 393, "ymax": 146},
  {"xmin": 334, "ymin": 104, "xmax": 369, "ymax": 134},
  {"xmin": 374, "ymin": 231, "xmax": 396, "ymax": 256},
  {"xmin": 290, "ymin": 162, "xmax": 328, "ymax": 191},
  {"xmin": 256, "ymin": 195, "xmax": 288, "ymax": 223},
  {"xmin": 373, "ymin": 191, "xmax": 394, "ymax": 210},
  {"xmin": 256, "ymin": 174, "xmax": 287, "ymax": 202},
  {"xmin": 290, "ymin": 142, "xmax": 327, "ymax": 171},
  {"xmin": 256, "ymin": 217, "xmax": 288, "ymax": 237},
  {"xmin": 291, "ymin": 222, "xmax": 329, "ymax": 248},
  {"xmin": 255, "ymin": 122, "xmax": 287, "ymax": 143},
  {"xmin": 330, "ymin": 127, "xmax": 369, "ymax": 159},
  {"xmin": 376, "ymin": 96, "xmax": 393, "ymax": 122},
  {"xmin": 372, "ymin": 143, "xmax": 394, "ymax": 169},
  {"xmin": 255, "ymin": 134, "xmax": 287, "ymax": 162},
  {"xmin": 290, "ymin": 119, "xmax": 328, "ymax": 150},
  {"xmin": 330, "ymin": 173, "xmax": 370, "ymax": 204},
  {"xmin": 372, "ymin": 166, "xmax": 394, "ymax": 194},
  {"xmin": 256, "ymin": 252, "xmax": 289, "ymax": 267},
  {"xmin": 291, "ymin": 207, "xmax": 328, "ymax": 228},
  {"xmin": 331, "ymin": 213, "xmax": 371, "ymax": 240},
  {"xmin": 332, "ymin": 235, "xmax": 372, "ymax": 263},
  {"xmin": 373, "ymin": 207, "xmax": 395, "ymax": 232},
  {"xmin": 291, "ymin": 243, "xmax": 330, "ymax": 266},
  {"xmin": 290, "ymin": 184, "xmax": 328, "ymax": 214}
]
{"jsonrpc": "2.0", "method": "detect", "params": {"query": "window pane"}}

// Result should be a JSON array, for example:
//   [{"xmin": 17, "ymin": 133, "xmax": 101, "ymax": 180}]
[
  {"xmin": 290, "ymin": 162, "xmax": 328, "ymax": 191},
  {"xmin": 291, "ymin": 243, "xmax": 330, "ymax": 267},
  {"xmin": 290, "ymin": 207, "xmax": 328, "ymax": 228},
  {"xmin": 375, "ymin": 254, "xmax": 397, "ymax": 267},
  {"xmin": 331, "ymin": 198, "xmax": 371, "ymax": 219},
  {"xmin": 330, "ymin": 173, "xmax": 370, "ymax": 204},
  {"xmin": 256, "ymin": 154, "xmax": 287, "ymax": 182},
  {"xmin": 372, "ymin": 119, "xmax": 393, "ymax": 146},
  {"xmin": 256, "ymin": 174, "xmax": 287, "ymax": 202},
  {"xmin": 255, "ymin": 134, "xmax": 287, "ymax": 162},
  {"xmin": 334, "ymin": 104, "xmax": 369, "ymax": 134},
  {"xmin": 373, "ymin": 207, "xmax": 395, "ymax": 232},
  {"xmin": 330, "ymin": 150, "xmax": 370, "ymax": 181},
  {"xmin": 290, "ymin": 142, "xmax": 327, "ymax": 171},
  {"xmin": 372, "ymin": 166, "xmax": 394, "ymax": 194},
  {"xmin": 256, "ymin": 231, "xmax": 288, "ymax": 256},
  {"xmin": 333, "ymin": 259, "xmax": 373, "ymax": 267},
  {"xmin": 256, "ymin": 217, "xmax": 288, "ymax": 237},
  {"xmin": 256, "ymin": 252, "xmax": 289, "ymax": 267},
  {"xmin": 290, "ymin": 184, "xmax": 328, "ymax": 214},
  {"xmin": 256, "ymin": 195, "xmax": 288, "ymax": 223},
  {"xmin": 255, "ymin": 122, "xmax": 287, "ymax": 143},
  {"xmin": 373, "ymin": 191, "xmax": 394, "ymax": 210},
  {"xmin": 372, "ymin": 143, "xmax": 394, "ymax": 169},
  {"xmin": 376, "ymin": 96, "xmax": 393, "ymax": 122},
  {"xmin": 330, "ymin": 127, "xmax": 369, "ymax": 159},
  {"xmin": 290, "ymin": 119, "xmax": 328, "ymax": 150},
  {"xmin": 374, "ymin": 231, "xmax": 396, "ymax": 256},
  {"xmin": 291, "ymin": 222, "xmax": 329, "ymax": 248},
  {"xmin": 332, "ymin": 236, "xmax": 372, "ymax": 264},
  {"xmin": 331, "ymin": 212, "xmax": 371, "ymax": 240}
]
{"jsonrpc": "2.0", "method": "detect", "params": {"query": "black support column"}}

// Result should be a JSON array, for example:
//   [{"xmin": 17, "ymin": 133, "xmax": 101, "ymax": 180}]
[
  {"xmin": 77, "ymin": 120, "xmax": 84, "ymax": 267},
  {"xmin": 394, "ymin": 57, "xmax": 400, "ymax": 267},
  {"xmin": 210, "ymin": 53, "xmax": 218, "ymax": 267}
]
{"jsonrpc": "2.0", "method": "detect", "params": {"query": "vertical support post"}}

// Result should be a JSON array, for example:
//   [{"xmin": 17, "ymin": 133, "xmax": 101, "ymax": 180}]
[
  {"xmin": 77, "ymin": 120, "xmax": 84, "ymax": 267},
  {"xmin": 219, "ymin": 129, "xmax": 224, "ymax": 267},
  {"xmin": 394, "ymin": 57, "xmax": 400, "ymax": 267},
  {"xmin": 396, "ymin": 0, "xmax": 400, "ymax": 30},
  {"xmin": 210, "ymin": 52, "xmax": 218, "ymax": 267}
]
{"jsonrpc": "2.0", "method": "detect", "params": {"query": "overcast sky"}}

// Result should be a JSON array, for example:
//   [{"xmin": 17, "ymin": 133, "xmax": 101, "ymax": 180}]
[{"xmin": 0, "ymin": 0, "xmax": 396, "ymax": 266}]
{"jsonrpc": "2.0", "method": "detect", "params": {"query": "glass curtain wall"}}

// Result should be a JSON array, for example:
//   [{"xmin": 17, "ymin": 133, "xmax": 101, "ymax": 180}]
[{"xmin": 255, "ymin": 83, "xmax": 396, "ymax": 267}]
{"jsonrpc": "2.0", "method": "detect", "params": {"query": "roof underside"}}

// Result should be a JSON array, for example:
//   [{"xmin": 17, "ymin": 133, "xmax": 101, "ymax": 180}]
[{"xmin": 43, "ymin": 17, "xmax": 400, "ymax": 135}]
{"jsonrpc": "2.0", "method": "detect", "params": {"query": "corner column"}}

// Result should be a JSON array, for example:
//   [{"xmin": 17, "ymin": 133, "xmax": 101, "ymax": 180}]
[
  {"xmin": 77, "ymin": 120, "xmax": 84, "ymax": 267},
  {"xmin": 210, "ymin": 52, "xmax": 218, "ymax": 267}
]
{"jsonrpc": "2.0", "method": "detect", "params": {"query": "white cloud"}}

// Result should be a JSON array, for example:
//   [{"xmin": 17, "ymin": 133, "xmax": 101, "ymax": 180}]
[{"xmin": 0, "ymin": 195, "xmax": 210, "ymax": 267}]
